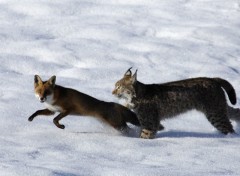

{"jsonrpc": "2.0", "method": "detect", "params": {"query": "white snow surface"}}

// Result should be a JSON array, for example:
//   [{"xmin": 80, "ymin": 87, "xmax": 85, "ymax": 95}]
[{"xmin": 1, "ymin": 0, "xmax": 240, "ymax": 175}]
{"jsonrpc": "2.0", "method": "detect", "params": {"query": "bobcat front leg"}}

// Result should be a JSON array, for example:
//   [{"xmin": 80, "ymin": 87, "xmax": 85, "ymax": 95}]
[
  {"xmin": 28, "ymin": 109, "xmax": 55, "ymax": 121},
  {"xmin": 140, "ymin": 123, "xmax": 164, "ymax": 139},
  {"xmin": 158, "ymin": 123, "xmax": 165, "ymax": 131},
  {"xmin": 138, "ymin": 105, "xmax": 159, "ymax": 139},
  {"xmin": 140, "ymin": 129, "xmax": 157, "ymax": 139}
]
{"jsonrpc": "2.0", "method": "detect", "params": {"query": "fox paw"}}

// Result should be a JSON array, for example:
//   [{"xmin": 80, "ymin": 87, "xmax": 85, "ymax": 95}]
[
  {"xmin": 28, "ymin": 117, "xmax": 34, "ymax": 121},
  {"xmin": 53, "ymin": 120, "xmax": 65, "ymax": 129},
  {"xmin": 58, "ymin": 124, "xmax": 65, "ymax": 129}
]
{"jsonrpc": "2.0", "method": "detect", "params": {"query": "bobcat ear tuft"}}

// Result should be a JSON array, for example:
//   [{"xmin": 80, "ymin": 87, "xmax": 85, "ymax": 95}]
[
  {"xmin": 48, "ymin": 75, "xmax": 56, "ymax": 86},
  {"xmin": 34, "ymin": 75, "xmax": 42, "ymax": 85},
  {"xmin": 131, "ymin": 69, "xmax": 137, "ymax": 83},
  {"xmin": 124, "ymin": 67, "xmax": 133, "ymax": 77}
]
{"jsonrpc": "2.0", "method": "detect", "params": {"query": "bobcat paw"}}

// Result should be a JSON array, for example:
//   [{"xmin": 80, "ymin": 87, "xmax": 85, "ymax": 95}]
[{"xmin": 140, "ymin": 129, "xmax": 156, "ymax": 139}]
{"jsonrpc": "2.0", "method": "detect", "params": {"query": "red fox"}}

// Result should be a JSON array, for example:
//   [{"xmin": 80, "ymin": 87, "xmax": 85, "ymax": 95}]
[{"xmin": 28, "ymin": 75, "xmax": 140, "ymax": 132}]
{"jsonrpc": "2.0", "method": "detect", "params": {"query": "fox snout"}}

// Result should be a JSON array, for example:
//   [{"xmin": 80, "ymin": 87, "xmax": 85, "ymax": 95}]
[
  {"xmin": 35, "ymin": 94, "xmax": 46, "ymax": 103},
  {"xmin": 40, "ymin": 97, "xmax": 46, "ymax": 103}
]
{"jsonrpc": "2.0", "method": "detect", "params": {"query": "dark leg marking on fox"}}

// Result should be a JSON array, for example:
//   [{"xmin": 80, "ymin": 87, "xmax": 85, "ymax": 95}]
[
  {"xmin": 28, "ymin": 109, "xmax": 55, "ymax": 121},
  {"xmin": 53, "ymin": 112, "xmax": 69, "ymax": 129}
]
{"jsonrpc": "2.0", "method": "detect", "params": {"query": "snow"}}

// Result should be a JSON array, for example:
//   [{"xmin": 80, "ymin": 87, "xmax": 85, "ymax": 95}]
[{"xmin": 1, "ymin": 0, "xmax": 240, "ymax": 175}]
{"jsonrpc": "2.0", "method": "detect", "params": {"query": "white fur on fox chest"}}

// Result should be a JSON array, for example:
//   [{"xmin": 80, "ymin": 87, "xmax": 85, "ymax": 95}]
[
  {"xmin": 45, "ymin": 94, "xmax": 63, "ymax": 112},
  {"xmin": 44, "ymin": 102, "xmax": 63, "ymax": 112},
  {"xmin": 35, "ymin": 93, "xmax": 63, "ymax": 112}
]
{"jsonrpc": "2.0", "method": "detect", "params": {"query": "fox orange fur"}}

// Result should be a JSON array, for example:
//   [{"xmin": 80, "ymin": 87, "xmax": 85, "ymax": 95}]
[{"xmin": 28, "ymin": 75, "xmax": 140, "ymax": 131}]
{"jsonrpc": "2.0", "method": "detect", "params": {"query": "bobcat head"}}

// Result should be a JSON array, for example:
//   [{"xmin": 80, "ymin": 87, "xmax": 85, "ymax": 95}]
[{"xmin": 112, "ymin": 67, "xmax": 137, "ymax": 108}]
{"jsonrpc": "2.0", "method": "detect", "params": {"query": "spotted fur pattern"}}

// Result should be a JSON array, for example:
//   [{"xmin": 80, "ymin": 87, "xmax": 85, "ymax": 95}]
[{"xmin": 113, "ymin": 68, "xmax": 239, "ymax": 139}]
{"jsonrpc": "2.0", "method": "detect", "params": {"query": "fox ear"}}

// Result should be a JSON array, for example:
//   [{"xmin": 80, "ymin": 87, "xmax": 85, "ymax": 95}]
[
  {"xmin": 124, "ymin": 67, "xmax": 133, "ymax": 77},
  {"xmin": 48, "ymin": 75, "xmax": 56, "ymax": 86},
  {"xmin": 34, "ymin": 75, "xmax": 42, "ymax": 85},
  {"xmin": 131, "ymin": 69, "xmax": 137, "ymax": 83}
]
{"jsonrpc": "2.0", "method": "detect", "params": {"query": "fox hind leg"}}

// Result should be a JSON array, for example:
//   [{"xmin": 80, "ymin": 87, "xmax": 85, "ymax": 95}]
[{"xmin": 53, "ymin": 112, "xmax": 69, "ymax": 129}]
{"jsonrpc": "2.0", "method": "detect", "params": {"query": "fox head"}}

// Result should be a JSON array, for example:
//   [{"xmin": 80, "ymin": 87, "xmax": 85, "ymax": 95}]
[
  {"xmin": 34, "ymin": 75, "xmax": 56, "ymax": 103},
  {"xmin": 112, "ymin": 67, "xmax": 137, "ymax": 101}
]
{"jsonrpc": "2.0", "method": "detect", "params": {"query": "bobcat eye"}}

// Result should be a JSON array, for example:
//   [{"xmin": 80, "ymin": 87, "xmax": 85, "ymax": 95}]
[{"xmin": 116, "ymin": 85, "xmax": 120, "ymax": 89}]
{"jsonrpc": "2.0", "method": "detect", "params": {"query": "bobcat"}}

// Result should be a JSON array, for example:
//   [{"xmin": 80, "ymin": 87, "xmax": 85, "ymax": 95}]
[{"xmin": 112, "ymin": 67, "xmax": 240, "ymax": 139}]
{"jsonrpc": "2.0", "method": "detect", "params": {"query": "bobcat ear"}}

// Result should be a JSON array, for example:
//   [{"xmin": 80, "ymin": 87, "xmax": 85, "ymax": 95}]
[
  {"xmin": 131, "ymin": 69, "xmax": 137, "ymax": 83},
  {"xmin": 124, "ymin": 67, "xmax": 132, "ymax": 77},
  {"xmin": 48, "ymin": 75, "xmax": 56, "ymax": 86},
  {"xmin": 34, "ymin": 75, "xmax": 42, "ymax": 85}
]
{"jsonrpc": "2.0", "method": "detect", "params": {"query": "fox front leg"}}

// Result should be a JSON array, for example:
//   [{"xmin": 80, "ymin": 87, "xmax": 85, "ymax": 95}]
[
  {"xmin": 28, "ymin": 109, "xmax": 55, "ymax": 121},
  {"xmin": 53, "ymin": 111, "xmax": 69, "ymax": 129}
]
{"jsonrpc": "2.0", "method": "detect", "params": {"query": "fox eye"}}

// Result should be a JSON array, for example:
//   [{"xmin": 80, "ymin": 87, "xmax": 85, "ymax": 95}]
[{"xmin": 44, "ymin": 90, "xmax": 50, "ymax": 96}]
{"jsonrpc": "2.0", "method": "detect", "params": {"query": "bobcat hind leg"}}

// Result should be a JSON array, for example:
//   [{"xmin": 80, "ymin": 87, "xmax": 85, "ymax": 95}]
[{"xmin": 205, "ymin": 109, "xmax": 234, "ymax": 134}]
